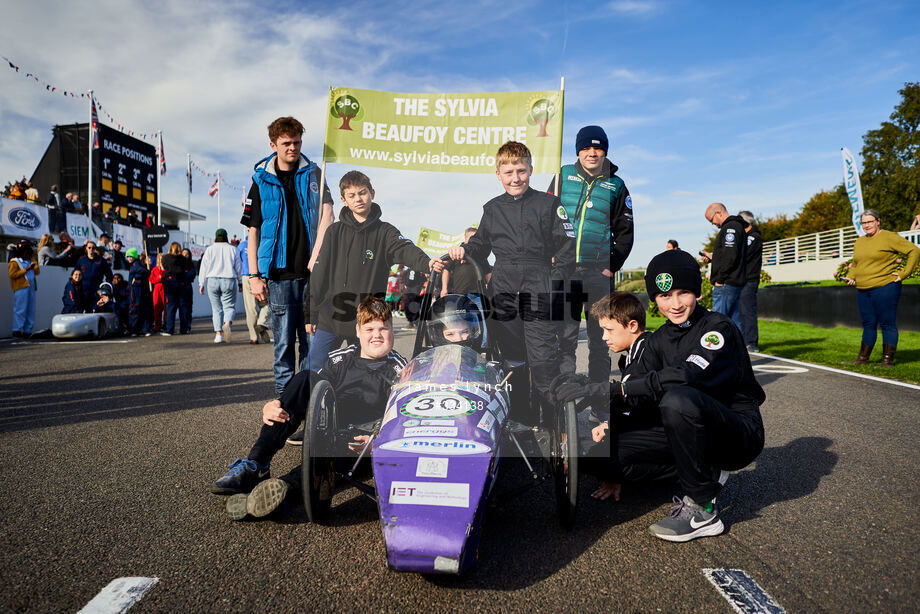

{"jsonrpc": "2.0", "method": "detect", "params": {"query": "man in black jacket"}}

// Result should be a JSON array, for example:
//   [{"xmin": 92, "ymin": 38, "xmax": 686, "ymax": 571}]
[
  {"xmin": 555, "ymin": 250, "xmax": 765, "ymax": 542},
  {"xmin": 306, "ymin": 170, "xmax": 440, "ymax": 372},
  {"xmin": 702, "ymin": 202, "xmax": 747, "ymax": 331},
  {"xmin": 738, "ymin": 211, "xmax": 763, "ymax": 352},
  {"xmin": 211, "ymin": 296, "xmax": 406, "ymax": 520}
]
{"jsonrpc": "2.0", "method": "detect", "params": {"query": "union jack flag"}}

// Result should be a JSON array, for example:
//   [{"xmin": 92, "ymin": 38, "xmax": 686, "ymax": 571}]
[
  {"xmin": 208, "ymin": 179, "xmax": 219, "ymax": 197},
  {"xmin": 91, "ymin": 98, "xmax": 99, "ymax": 149},
  {"xmin": 158, "ymin": 133, "xmax": 166, "ymax": 176}
]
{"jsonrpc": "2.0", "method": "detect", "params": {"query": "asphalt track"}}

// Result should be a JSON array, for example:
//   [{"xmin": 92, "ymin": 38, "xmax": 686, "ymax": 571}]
[{"xmin": 1, "ymin": 316, "xmax": 918, "ymax": 613}]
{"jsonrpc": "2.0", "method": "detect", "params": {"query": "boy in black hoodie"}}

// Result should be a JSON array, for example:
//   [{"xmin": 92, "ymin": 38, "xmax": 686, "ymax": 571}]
[{"xmin": 306, "ymin": 170, "xmax": 441, "ymax": 372}]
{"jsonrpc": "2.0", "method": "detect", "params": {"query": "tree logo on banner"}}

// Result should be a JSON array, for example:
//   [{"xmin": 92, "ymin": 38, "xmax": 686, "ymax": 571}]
[
  {"xmin": 331, "ymin": 93, "xmax": 363, "ymax": 130},
  {"xmin": 527, "ymin": 95, "xmax": 559, "ymax": 138}
]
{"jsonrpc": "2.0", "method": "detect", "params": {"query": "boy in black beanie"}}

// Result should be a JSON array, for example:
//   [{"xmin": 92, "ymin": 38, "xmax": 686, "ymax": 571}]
[{"xmin": 554, "ymin": 249, "xmax": 765, "ymax": 542}]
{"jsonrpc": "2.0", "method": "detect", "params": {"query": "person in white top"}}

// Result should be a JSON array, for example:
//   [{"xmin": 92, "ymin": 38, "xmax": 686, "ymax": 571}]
[{"xmin": 199, "ymin": 228, "xmax": 243, "ymax": 343}]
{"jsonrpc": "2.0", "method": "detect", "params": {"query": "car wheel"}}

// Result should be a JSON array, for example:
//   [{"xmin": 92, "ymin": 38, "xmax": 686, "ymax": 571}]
[{"xmin": 302, "ymin": 380, "xmax": 336, "ymax": 524}]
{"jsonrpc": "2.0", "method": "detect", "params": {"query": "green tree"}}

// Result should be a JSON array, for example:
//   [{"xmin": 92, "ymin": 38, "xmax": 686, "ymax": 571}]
[
  {"xmin": 860, "ymin": 82, "xmax": 920, "ymax": 230},
  {"xmin": 331, "ymin": 94, "xmax": 362, "ymax": 130},
  {"xmin": 527, "ymin": 99, "xmax": 556, "ymax": 137},
  {"xmin": 793, "ymin": 186, "xmax": 851, "ymax": 235}
]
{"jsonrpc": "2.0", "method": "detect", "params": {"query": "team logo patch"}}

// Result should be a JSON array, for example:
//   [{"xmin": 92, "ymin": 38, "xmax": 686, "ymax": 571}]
[
  {"xmin": 365, "ymin": 249, "xmax": 374, "ymax": 260},
  {"xmin": 700, "ymin": 331, "xmax": 725, "ymax": 350},
  {"xmin": 625, "ymin": 195, "xmax": 632, "ymax": 210},
  {"xmin": 310, "ymin": 181, "xmax": 319, "ymax": 194},
  {"xmin": 556, "ymin": 205, "xmax": 568, "ymax": 220},
  {"xmin": 655, "ymin": 273, "xmax": 673, "ymax": 292},
  {"xmin": 725, "ymin": 230, "xmax": 735, "ymax": 241},
  {"xmin": 748, "ymin": 235, "xmax": 755, "ymax": 246}
]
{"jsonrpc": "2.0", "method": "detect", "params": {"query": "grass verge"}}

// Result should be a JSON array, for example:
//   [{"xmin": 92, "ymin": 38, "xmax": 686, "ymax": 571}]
[{"xmin": 646, "ymin": 316, "xmax": 920, "ymax": 385}]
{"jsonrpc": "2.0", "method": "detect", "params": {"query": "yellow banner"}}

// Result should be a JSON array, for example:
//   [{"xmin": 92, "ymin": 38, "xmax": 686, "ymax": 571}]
[
  {"xmin": 416, "ymin": 227, "xmax": 468, "ymax": 256},
  {"xmin": 324, "ymin": 86, "xmax": 563, "ymax": 174}
]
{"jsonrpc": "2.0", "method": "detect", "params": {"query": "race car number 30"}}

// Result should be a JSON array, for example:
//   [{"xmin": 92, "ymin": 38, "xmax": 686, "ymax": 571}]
[{"xmin": 400, "ymin": 391, "xmax": 474, "ymax": 418}]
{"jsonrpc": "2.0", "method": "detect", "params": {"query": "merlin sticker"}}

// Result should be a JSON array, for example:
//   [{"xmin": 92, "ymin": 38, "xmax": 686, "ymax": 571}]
[{"xmin": 655, "ymin": 273, "xmax": 673, "ymax": 292}]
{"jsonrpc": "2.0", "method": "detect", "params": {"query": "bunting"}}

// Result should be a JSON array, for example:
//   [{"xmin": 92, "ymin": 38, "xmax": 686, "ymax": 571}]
[
  {"xmin": 208, "ymin": 179, "xmax": 219, "ymax": 197},
  {"xmin": 188, "ymin": 159, "xmax": 248, "ymax": 192}
]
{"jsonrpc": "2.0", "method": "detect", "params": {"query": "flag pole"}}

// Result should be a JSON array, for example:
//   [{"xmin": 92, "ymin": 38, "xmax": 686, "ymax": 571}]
[
  {"xmin": 217, "ymin": 170, "xmax": 221, "ymax": 229},
  {"xmin": 317, "ymin": 86, "xmax": 331, "ymax": 249},
  {"xmin": 186, "ymin": 153, "xmax": 191, "ymax": 245},
  {"xmin": 555, "ymin": 77, "xmax": 565, "ymax": 198},
  {"xmin": 156, "ymin": 130, "xmax": 162, "ymax": 225},
  {"xmin": 87, "ymin": 89, "xmax": 94, "ymax": 237}
]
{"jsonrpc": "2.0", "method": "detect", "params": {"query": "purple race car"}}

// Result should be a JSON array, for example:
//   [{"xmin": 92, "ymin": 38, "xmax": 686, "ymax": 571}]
[{"xmin": 300, "ymin": 264, "xmax": 579, "ymax": 574}]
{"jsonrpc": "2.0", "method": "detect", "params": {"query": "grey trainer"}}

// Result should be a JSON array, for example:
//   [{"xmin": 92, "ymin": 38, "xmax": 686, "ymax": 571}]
[
  {"xmin": 246, "ymin": 478, "xmax": 290, "ymax": 518},
  {"xmin": 649, "ymin": 495, "xmax": 724, "ymax": 542}
]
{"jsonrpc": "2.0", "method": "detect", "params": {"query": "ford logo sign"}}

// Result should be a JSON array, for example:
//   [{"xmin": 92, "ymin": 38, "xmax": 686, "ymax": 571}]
[{"xmin": 8, "ymin": 207, "xmax": 41, "ymax": 231}]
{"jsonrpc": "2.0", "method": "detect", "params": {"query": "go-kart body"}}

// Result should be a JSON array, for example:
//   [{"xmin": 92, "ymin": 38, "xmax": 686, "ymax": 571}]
[
  {"xmin": 51, "ymin": 312, "xmax": 120, "ymax": 339},
  {"xmin": 372, "ymin": 344, "xmax": 508, "ymax": 574}
]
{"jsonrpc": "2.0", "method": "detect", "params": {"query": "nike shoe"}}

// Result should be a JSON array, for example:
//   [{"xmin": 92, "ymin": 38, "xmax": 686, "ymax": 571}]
[
  {"xmin": 649, "ymin": 495, "xmax": 724, "ymax": 542},
  {"xmin": 286, "ymin": 430, "xmax": 304, "ymax": 446},
  {"xmin": 211, "ymin": 458, "xmax": 269, "ymax": 495}
]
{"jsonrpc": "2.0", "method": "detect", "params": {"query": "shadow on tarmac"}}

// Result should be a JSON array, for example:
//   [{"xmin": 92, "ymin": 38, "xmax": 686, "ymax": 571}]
[
  {"xmin": 0, "ymin": 365, "xmax": 274, "ymax": 434},
  {"xmin": 722, "ymin": 436, "xmax": 838, "ymax": 524}
]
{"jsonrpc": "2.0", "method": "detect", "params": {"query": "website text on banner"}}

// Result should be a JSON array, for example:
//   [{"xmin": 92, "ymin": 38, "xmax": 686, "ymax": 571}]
[
  {"xmin": 323, "ymin": 87, "xmax": 564, "ymax": 174},
  {"xmin": 417, "ymin": 227, "xmax": 469, "ymax": 256}
]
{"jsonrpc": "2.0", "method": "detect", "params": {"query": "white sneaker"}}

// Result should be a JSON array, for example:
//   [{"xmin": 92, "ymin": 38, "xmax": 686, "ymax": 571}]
[
  {"xmin": 214, "ymin": 332, "xmax": 223, "ymax": 343},
  {"xmin": 221, "ymin": 322, "xmax": 232, "ymax": 343}
]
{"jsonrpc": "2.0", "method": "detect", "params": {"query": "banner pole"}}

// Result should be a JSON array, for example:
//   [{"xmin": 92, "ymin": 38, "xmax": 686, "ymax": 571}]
[
  {"xmin": 87, "ymin": 89, "xmax": 94, "ymax": 237},
  {"xmin": 217, "ymin": 170, "xmax": 221, "ymax": 229},
  {"xmin": 186, "ymin": 153, "xmax": 191, "ymax": 245},
  {"xmin": 156, "ymin": 130, "xmax": 162, "ymax": 225},
  {"xmin": 318, "ymin": 86, "xmax": 331, "ymax": 232},
  {"xmin": 555, "ymin": 77, "xmax": 565, "ymax": 197}
]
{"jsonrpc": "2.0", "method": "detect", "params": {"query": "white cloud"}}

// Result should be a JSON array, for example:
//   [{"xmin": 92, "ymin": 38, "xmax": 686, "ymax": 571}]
[{"xmin": 607, "ymin": 1, "xmax": 660, "ymax": 15}]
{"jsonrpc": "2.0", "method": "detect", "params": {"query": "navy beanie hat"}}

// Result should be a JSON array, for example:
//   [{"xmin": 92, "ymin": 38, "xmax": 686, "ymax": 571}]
[
  {"xmin": 645, "ymin": 250, "xmax": 703, "ymax": 299},
  {"xmin": 575, "ymin": 125, "xmax": 608, "ymax": 154}
]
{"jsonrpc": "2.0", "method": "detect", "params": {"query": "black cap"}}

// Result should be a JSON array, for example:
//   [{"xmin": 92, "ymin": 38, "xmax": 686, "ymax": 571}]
[
  {"xmin": 645, "ymin": 250, "xmax": 702, "ymax": 299},
  {"xmin": 575, "ymin": 125, "xmax": 608, "ymax": 154}
]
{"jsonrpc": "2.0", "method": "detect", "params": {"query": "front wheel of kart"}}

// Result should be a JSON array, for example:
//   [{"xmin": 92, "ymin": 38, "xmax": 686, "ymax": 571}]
[
  {"xmin": 553, "ymin": 400, "xmax": 579, "ymax": 529},
  {"xmin": 302, "ymin": 380, "xmax": 337, "ymax": 524}
]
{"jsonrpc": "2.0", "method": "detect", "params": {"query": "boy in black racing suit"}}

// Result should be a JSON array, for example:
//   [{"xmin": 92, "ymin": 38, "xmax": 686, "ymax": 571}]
[
  {"xmin": 210, "ymin": 296, "xmax": 406, "ymax": 520},
  {"xmin": 555, "ymin": 249, "xmax": 765, "ymax": 542}
]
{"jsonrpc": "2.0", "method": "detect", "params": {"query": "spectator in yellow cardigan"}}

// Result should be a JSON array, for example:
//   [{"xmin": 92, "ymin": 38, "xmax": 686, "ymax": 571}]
[{"xmin": 843, "ymin": 209, "xmax": 920, "ymax": 367}]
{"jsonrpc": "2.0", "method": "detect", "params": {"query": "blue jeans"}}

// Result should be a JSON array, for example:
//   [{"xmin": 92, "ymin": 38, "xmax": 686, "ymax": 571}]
[
  {"xmin": 307, "ymin": 329, "xmax": 357, "ymax": 371},
  {"xmin": 206, "ymin": 277, "xmax": 237, "ymax": 331},
  {"xmin": 738, "ymin": 281, "xmax": 759, "ymax": 348},
  {"xmin": 857, "ymin": 282, "xmax": 901, "ymax": 347},
  {"xmin": 13, "ymin": 287, "xmax": 36, "ymax": 334},
  {"xmin": 267, "ymin": 278, "xmax": 309, "ymax": 394},
  {"xmin": 711, "ymin": 284, "xmax": 743, "ymax": 331}
]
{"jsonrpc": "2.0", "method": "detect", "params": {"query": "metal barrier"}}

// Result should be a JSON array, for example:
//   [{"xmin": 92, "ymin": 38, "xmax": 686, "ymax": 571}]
[{"xmin": 762, "ymin": 226, "xmax": 920, "ymax": 266}]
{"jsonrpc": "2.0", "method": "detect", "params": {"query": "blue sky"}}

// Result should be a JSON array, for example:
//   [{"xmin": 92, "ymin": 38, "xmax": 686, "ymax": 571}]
[{"xmin": 1, "ymin": 0, "xmax": 918, "ymax": 267}]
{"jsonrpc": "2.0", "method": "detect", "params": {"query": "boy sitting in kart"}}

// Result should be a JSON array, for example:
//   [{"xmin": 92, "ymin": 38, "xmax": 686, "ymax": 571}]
[
  {"xmin": 211, "ymin": 296, "xmax": 407, "ymax": 521},
  {"xmin": 553, "ymin": 250, "xmax": 765, "ymax": 542}
]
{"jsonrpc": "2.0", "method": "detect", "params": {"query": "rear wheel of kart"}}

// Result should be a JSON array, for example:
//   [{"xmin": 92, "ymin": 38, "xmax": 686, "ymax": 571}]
[
  {"xmin": 95, "ymin": 319, "xmax": 106, "ymax": 339},
  {"xmin": 302, "ymin": 380, "xmax": 336, "ymax": 525},
  {"xmin": 553, "ymin": 400, "xmax": 579, "ymax": 529}
]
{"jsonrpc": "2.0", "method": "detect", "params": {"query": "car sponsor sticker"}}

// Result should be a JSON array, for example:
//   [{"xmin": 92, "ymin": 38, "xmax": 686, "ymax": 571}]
[
  {"xmin": 434, "ymin": 556, "xmax": 460, "ymax": 573},
  {"xmin": 400, "ymin": 391, "xmax": 474, "ymax": 418},
  {"xmin": 378, "ymin": 437, "xmax": 491, "ymax": 455},
  {"xmin": 415, "ymin": 457, "xmax": 449, "ymax": 478},
  {"xmin": 402, "ymin": 419, "xmax": 420, "ymax": 427},
  {"xmin": 421, "ymin": 419, "xmax": 455, "ymax": 426},
  {"xmin": 404, "ymin": 426, "xmax": 458, "ymax": 437},
  {"xmin": 381, "ymin": 404, "xmax": 398, "ymax": 427},
  {"xmin": 477, "ymin": 412, "xmax": 495, "ymax": 433},
  {"xmin": 388, "ymin": 481, "xmax": 469, "ymax": 508},
  {"xmin": 700, "ymin": 331, "xmax": 725, "ymax": 350},
  {"xmin": 686, "ymin": 354, "xmax": 710, "ymax": 369}
]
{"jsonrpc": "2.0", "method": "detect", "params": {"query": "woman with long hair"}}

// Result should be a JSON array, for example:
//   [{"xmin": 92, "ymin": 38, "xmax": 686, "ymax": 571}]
[
  {"xmin": 149, "ymin": 253, "xmax": 166, "ymax": 333},
  {"xmin": 160, "ymin": 242, "xmax": 189, "ymax": 335},
  {"xmin": 8, "ymin": 241, "xmax": 40, "ymax": 337}
]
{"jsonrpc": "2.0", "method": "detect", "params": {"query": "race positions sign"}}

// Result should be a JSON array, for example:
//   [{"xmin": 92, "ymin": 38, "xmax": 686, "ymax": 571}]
[
  {"xmin": 97, "ymin": 124, "xmax": 157, "ymax": 212},
  {"xmin": 323, "ymin": 86, "xmax": 564, "ymax": 174}
]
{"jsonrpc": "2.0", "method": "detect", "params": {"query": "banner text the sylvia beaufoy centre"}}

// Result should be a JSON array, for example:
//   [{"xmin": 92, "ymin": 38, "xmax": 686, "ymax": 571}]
[{"xmin": 324, "ymin": 87, "xmax": 563, "ymax": 174}]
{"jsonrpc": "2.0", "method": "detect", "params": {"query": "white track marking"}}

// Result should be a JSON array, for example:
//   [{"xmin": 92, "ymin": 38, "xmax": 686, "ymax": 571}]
[
  {"xmin": 9, "ymin": 340, "xmax": 134, "ymax": 345},
  {"xmin": 77, "ymin": 577, "xmax": 158, "ymax": 613},
  {"xmin": 751, "ymin": 352, "xmax": 920, "ymax": 390},
  {"xmin": 751, "ymin": 364, "xmax": 809, "ymax": 374},
  {"xmin": 703, "ymin": 569, "xmax": 785, "ymax": 614}
]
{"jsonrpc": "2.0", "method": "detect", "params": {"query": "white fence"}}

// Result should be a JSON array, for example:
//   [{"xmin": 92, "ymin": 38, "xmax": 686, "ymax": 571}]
[{"xmin": 762, "ymin": 226, "xmax": 919, "ymax": 266}]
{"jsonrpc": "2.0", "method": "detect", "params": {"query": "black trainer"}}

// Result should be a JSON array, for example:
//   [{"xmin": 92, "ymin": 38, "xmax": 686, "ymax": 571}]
[
  {"xmin": 211, "ymin": 458, "xmax": 269, "ymax": 495},
  {"xmin": 286, "ymin": 430, "xmax": 304, "ymax": 446}
]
